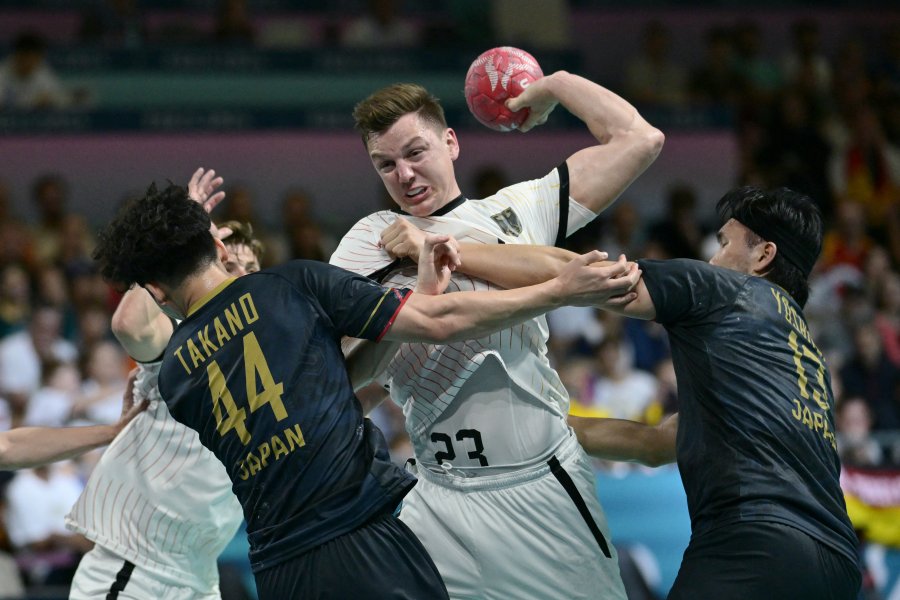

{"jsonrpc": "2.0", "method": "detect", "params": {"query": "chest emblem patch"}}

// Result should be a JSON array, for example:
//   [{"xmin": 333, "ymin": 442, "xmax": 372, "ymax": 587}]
[{"xmin": 490, "ymin": 207, "xmax": 523, "ymax": 237}]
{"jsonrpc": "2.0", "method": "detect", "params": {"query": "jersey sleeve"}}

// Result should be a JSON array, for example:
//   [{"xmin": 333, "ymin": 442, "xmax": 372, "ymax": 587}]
[
  {"xmin": 636, "ymin": 258, "xmax": 748, "ymax": 327},
  {"xmin": 329, "ymin": 211, "xmax": 398, "ymax": 276},
  {"xmin": 278, "ymin": 260, "xmax": 412, "ymax": 341}
]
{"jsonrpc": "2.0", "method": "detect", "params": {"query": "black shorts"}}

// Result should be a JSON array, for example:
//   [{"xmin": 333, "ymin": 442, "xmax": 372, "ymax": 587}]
[
  {"xmin": 254, "ymin": 512, "xmax": 449, "ymax": 600},
  {"xmin": 668, "ymin": 521, "xmax": 861, "ymax": 600}
]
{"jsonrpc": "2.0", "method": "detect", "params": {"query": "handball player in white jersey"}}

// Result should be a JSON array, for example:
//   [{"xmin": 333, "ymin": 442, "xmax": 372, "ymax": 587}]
[
  {"xmin": 66, "ymin": 169, "xmax": 252, "ymax": 600},
  {"xmin": 331, "ymin": 77, "xmax": 663, "ymax": 599}
]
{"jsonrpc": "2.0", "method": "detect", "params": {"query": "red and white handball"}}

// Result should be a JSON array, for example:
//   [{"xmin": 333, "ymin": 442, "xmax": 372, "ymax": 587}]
[{"xmin": 464, "ymin": 46, "xmax": 543, "ymax": 132}]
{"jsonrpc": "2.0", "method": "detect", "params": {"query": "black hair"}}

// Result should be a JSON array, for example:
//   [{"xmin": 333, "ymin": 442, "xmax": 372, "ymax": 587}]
[
  {"xmin": 716, "ymin": 186, "xmax": 823, "ymax": 308},
  {"xmin": 13, "ymin": 31, "xmax": 46, "ymax": 54},
  {"xmin": 92, "ymin": 183, "xmax": 216, "ymax": 291}
]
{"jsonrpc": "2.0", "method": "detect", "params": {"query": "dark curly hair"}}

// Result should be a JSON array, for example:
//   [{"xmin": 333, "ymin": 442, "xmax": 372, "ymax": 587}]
[{"xmin": 93, "ymin": 182, "xmax": 217, "ymax": 291}]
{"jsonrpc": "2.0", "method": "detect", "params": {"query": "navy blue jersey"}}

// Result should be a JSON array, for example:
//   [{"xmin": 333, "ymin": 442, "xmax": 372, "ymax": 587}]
[
  {"xmin": 637, "ymin": 258, "xmax": 858, "ymax": 565},
  {"xmin": 157, "ymin": 260, "xmax": 415, "ymax": 573}
]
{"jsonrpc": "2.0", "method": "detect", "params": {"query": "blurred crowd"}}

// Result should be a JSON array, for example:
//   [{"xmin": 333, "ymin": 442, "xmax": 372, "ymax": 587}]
[{"xmin": 0, "ymin": 1, "xmax": 899, "ymax": 597}]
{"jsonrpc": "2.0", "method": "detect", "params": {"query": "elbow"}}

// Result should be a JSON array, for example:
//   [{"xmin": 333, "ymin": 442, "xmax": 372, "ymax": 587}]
[
  {"xmin": 637, "ymin": 127, "xmax": 665, "ymax": 163},
  {"xmin": 641, "ymin": 449, "xmax": 673, "ymax": 468}
]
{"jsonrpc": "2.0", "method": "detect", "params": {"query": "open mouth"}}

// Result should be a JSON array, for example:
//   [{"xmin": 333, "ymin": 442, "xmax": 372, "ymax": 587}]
[{"xmin": 405, "ymin": 186, "xmax": 427, "ymax": 202}]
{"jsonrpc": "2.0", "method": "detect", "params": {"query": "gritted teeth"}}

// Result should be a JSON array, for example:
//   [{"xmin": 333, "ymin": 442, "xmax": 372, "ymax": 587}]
[{"xmin": 406, "ymin": 187, "xmax": 426, "ymax": 197}]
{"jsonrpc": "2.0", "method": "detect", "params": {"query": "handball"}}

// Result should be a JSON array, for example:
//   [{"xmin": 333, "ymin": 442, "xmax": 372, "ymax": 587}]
[{"xmin": 464, "ymin": 46, "xmax": 543, "ymax": 132}]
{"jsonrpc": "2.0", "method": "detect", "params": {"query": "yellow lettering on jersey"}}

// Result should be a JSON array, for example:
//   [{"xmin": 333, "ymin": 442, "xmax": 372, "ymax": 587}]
[
  {"xmin": 187, "ymin": 339, "xmax": 205, "ymax": 368},
  {"xmin": 197, "ymin": 325, "xmax": 219, "ymax": 356},
  {"xmin": 239, "ymin": 293, "xmax": 259, "ymax": 324},
  {"xmin": 213, "ymin": 317, "xmax": 232, "ymax": 346},
  {"xmin": 173, "ymin": 346, "xmax": 192, "ymax": 375},
  {"xmin": 791, "ymin": 398, "xmax": 837, "ymax": 450},
  {"xmin": 258, "ymin": 441, "xmax": 271, "ymax": 467},
  {"xmin": 246, "ymin": 451, "xmax": 262, "ymax": 476},
  {"xmin": 224, "ymin": 305, "xmax": 244, "ymax": 335},
  {"xmin": 285, "ymin": 423, "xmax": 306, "ymax": 451},
  {"xmin": 271, "ymin": 435, "xmax": 288, "ymax": 460},
  {"xmin": 235, "ymin": 423, "xmax": 306, "ymax": 480}
]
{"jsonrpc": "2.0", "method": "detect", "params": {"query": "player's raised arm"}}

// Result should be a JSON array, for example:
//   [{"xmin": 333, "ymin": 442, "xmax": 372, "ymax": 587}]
[
  {"xmin": 112, "ymin": 167, "xmax": 227, "ymax": 361},
  {"xmin": 507, "ymin": 71, "xmax": 665, "ymax": 215},
  {"xmin": 569, "ymin": 413, "xmax": 678, "ymax": 467}
]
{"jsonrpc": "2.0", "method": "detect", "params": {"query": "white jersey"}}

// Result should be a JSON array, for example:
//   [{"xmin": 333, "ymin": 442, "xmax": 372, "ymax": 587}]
[
  {"xmin": 331, "ymin": 167, "xmax": 596, "ymax": 474},
  {"xmin": 66, "ymin": 361, "xmax": 244, "ymax": 592}
]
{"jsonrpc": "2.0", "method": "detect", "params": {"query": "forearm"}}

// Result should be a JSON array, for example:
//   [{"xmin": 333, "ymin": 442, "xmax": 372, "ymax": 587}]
[
  {"xmin": 111, "ymin": 286, "xmax": 173, "ymax": 362},
  {"xmin": 0, "ymin": 424, "xmax": 120, "ymax": 470},
  {"xmin": 388, "ymin": 278, "xmax": 566, "ymax": 344},
  {"xmin": 458, "ymin": 243, "xmax": 576, "ymax": 288},
  {"xmin": 569, "ymin": 414, "xmax": 676, "ymax": 467},
  {"xmin": 457, "ymin": 243, "xmax": 656, "ymax": 319},
  {"xmin": 546, "ymin": 71, "xmax": 658, "ymax": 144}
]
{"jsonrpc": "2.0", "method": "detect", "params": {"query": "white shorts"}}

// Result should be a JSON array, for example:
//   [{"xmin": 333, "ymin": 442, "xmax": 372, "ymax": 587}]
[
  {"xmin": 399, "ymin": 433, "xmax": 627, "ymax": 600},
  {"xmin": 70, "ymin": 545, "xmax": 222, "ymax": 600}
]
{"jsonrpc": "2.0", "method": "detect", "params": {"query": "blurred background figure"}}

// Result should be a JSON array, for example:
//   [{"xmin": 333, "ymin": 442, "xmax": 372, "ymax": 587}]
[
  {"xmin": 339, "ymin": 0, "xmax": 420, "ymax": 48},
  {"xmin": 78, "ymin": 0, "xmax": 146, "ymax": 48},
  {"xmin": 623, "ymin": 20, "xmax": 688, "ymax": 109},
  {"xmin": 0, "ymin": 32, "xmax": 71, "ymax": 110}
]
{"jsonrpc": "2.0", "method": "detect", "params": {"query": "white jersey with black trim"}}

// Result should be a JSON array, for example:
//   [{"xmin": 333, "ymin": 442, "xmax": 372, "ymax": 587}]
[
  {"xmin": 331, "ymin": 167, "xmax": 597, "ymax": 474},
  {"xmin": 66, "ymin": 361, "xmax": 244, "ymax": 591}
]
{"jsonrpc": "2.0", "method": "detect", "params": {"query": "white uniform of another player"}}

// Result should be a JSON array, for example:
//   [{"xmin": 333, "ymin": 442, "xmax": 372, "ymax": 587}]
[
  {"xmin": 331, "ymin": 165, "xmax": 627, "ymax": 600},
  {"xmin": 66, "ymin": 361, "xmax": 244, "ymax": 600}
]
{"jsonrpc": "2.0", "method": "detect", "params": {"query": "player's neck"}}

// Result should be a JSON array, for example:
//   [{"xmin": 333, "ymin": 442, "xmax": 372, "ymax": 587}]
[{"xmin": 179, "ymin": 264, "xmax": 232, "ymax": 318}]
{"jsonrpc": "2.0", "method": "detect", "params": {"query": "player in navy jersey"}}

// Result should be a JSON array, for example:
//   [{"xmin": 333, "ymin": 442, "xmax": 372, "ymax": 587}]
[
  {"xmin": 386, "ymin": 186, "xmax": 862, "ymax": 599},
  {"xmin": 91, "ymin": 182, "xmax": 641, "ymax": 599}
]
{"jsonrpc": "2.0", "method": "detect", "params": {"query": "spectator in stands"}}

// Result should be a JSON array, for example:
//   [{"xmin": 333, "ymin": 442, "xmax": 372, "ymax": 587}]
[
  {"xmin": 758, "ymin": 88, "xmax": 833, "ymax": 218},
  {"xmin": 22, "ymin": 361, "xmax": 79, "ymax": 428},
  {"xmin": 623, "ymin": 20, "xmax": 688, "ymax": 109},
  {"xmin": 0, "ymin": 32, "xmax": 71, "ymax": 111},
  {"xmin": 339, "ymin": 0, "xmax": 421, "ymax": 48},
  {"xmin": 597, "ymin": 202, "xmax": 645, "ymax": 260},
  {"xmin": 276, "ymin": 187, "xmax": 331, "ymax": 262},
  {"xmin": 214, "ymin": 0, "xmax": 256, "ymax": 45},
  {"xmin": 0, "ymin": 264, "xmax": 31, "ymax": 339},
  {"xmin": 820, "ymin": 199, "xmax": 875, "ymax": 271},
  {"xmin": 733, "ymin": 20, "xmax": 781, "ymax": 108},
  {"xmin": 873, "ymin": 271, "xmax": 900, "ymax": 367},
  {"xmin": 828, "ymin": 105, "xmax": 900, "ymax": 227},
  {"xmin": 0, "ymin": 304, "xmax": 77, "ymax": 399},
  {"xmin": 3, "ymin": 464, "xmax": 90, "ymax": 587},
  {"xmin": 781, "ymin": 19, "xmax": 832, "ymax": 102},
  {"xmin": 835, "ymin": 395, "xmax": 883, "ymax": 467},
  {"xmin": 70, "ymin": 340, "xmax": 128, "ymax": 425},
  {"xmin": 689, "ymin": 26, "xmax": 742, "ymax": 110},
  {"xmin": 78, "ymin": 0, "xmax": 146, "ymax": 48},
  {"xmin": 583, "ymin": 336, "xmax": 658, "ymax": 422},
  {"xmin": 646, "ymin": 182, "xmax": 707, "ymax": 260},
  {"xmin": 29, "ymin": 174, "xmax": 77, "ymax": 268},
  {"xmin": 219, "ymin": 183, "xmax": 278, "ymax": 263},
  {"xmin": 840, "ymin": 321, "xmax": 900, "ymax": 431}
]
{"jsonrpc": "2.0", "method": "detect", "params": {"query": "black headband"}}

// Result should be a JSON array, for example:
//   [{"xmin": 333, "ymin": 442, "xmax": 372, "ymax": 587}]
[{"xmin": 735, "ymin": 217, "xmax": 818, "ymax": 277}]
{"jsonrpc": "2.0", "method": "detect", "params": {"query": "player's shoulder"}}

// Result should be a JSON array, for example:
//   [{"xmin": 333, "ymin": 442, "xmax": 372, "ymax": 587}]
[
  {"xmin": 343, "ymin": 210, "xmax": 398, "ymax": 234},
  {"xmin": 476, "ymin": 167, "xmax": 561, "ymax": 204}
]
